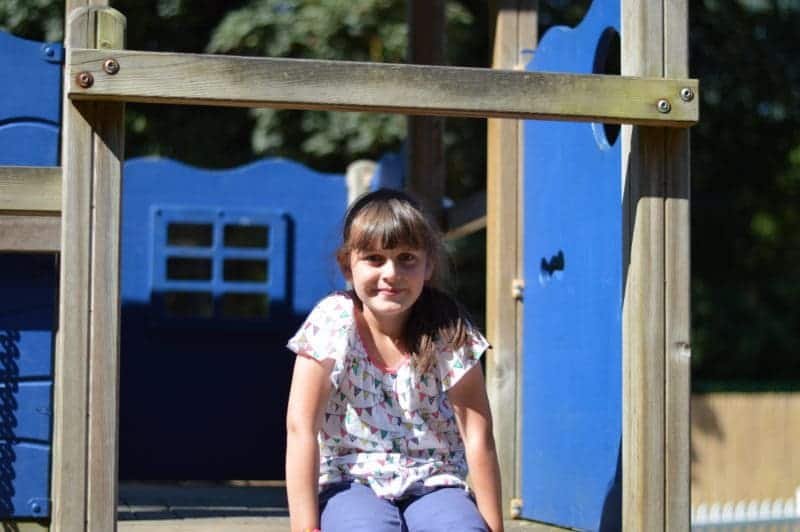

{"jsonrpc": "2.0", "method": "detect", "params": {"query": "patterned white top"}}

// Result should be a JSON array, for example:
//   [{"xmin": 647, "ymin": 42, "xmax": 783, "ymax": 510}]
[{"xmin": 287, "ymin": 291, "xmax": 489, "ymax": 500}]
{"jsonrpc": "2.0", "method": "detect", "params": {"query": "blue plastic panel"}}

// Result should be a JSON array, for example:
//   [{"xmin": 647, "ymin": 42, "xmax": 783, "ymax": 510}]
[
  {"xmin": 0, "ymin": 30, "xmax": 60, "ymax": 519},
  {"xmin": 0, "ymin": 31, "xmax": 62, "ymax": 167},
  {"xmin": 0, "ymin": 382, "xmax": 52, "ymax": 442},
  {"xmin": 120, "ymin": 157, "xmax": 350, "ymax": 479},
  {"xmin": 0, "ymin": 442, "xmax": 51, "ymax": 518},
  {"xmin": 520, "ymin": 1, "xmax": 622, "ymax": 530}
]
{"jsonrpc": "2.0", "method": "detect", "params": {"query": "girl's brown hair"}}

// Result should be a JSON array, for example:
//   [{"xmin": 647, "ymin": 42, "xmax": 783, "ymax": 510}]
[{"xmin": 337, "ymin": 188, "xmax": 475, "ymax": 373}]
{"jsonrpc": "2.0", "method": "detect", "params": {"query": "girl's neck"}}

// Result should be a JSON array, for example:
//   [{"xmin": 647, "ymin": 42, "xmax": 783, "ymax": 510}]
[{"xmin": 359, "ymin": 304, "xmax": 408, "ymax": 342}]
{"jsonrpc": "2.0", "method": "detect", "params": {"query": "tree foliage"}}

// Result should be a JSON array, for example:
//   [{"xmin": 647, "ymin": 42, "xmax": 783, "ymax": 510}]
[{"xmin": 2, "ymin": 0, "xmax": 799, "ymax": 384}]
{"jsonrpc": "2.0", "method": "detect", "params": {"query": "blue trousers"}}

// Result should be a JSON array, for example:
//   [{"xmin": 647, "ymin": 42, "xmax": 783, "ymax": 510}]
[{"xmin": 319, "ymin": 481, "xmax": 488, "ymax": 532}]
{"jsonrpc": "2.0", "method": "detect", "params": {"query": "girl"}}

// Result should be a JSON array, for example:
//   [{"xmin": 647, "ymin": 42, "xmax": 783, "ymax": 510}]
[{"xmin": 285, "ymin": 189, "xmax": 503, "ymax": 532}]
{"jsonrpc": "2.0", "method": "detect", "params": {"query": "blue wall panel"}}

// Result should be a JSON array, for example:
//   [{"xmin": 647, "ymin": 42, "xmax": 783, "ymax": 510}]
[
  {"xmin": 0, "ymin": 30, "xmax": 61, "ymax": 519},
  {"xmin": 120, "ymin": 158, "xmax": 351, "ymax": 480},
  {"xmin": 520, "ymin": 1, "xmax": 622, "ymax": 530}
]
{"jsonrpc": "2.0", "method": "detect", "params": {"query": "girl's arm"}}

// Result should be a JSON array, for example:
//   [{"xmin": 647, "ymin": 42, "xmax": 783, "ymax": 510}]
[
  {"xmin": 285, "ymin": 354, "xmax": 334, "ymax": 532},
  {"xmin": 448, "ymin": 363, "xmax": 504, "ymax": 532}
]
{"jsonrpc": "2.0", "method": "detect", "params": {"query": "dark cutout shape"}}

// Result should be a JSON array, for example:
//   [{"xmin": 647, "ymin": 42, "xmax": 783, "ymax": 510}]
[
  {"xmin": 167, "ymin": 223, "xmax": 213, "ymax": 247},
  {"xmin": 221, "ymin": 293, "xmax": 269, "ymax": 319},
  {"xmin": 164, "ymin": 291, "xmax": 213, "ymax": 318},
  {"xmin": 224, "ymin": 259, "xmax": 269, "ymax": 282},
  {"xmin": 224, "ymin": 224, "xmax": 269, "ymax": 249},
  {"xmin": 166, "ymin": 257, "xmax": 212, "ymax": 281},
  {"xmin": 541, "ymin": 250, "xmax": 566, "ymax": 276},
  {"xmin": 593, "ymin": 27, "xmax": 621, "ymax": 147}
]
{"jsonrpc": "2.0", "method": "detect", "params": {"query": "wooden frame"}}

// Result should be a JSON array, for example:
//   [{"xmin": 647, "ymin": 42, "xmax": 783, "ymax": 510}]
[
  {"xmin": 51, "ymin": 4, "xmax": 125, "ymax": 532},
  {"xmin": 35, "ymin": 2, "xmax": 691, "ymax": 530},
  {"xmin": 485, "ymin": 0, "xmax": 536, "ymax": 520},
  {"xmin": 621, "ymin": 0, "xmax": 691, "ymax": 530},
  {"xmin": 66, "ymin": 49, "xmax": 697, "ymax": 126}
]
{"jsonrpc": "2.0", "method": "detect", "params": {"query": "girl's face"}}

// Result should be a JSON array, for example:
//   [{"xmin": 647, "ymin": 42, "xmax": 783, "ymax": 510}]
[{"xmin": 345, "ymin": 244, "xmax": 433, "ymax": 324}]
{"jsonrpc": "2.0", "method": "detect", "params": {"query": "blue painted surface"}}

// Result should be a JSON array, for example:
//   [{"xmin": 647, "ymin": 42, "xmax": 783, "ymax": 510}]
[
  {"xmin": 521, "ymin": 1, "xmax": 622, "ymax": 530},
  {"xmin": 0, "ymin": 32, "xmax": 62, "ymax": 167},
  {"xmin": 120, "ymin": 157, "xmax": 354, "ymax": 479},
  {"xmin": 0, "ymin": 30, "xmax": 61, "ymax": 519}
]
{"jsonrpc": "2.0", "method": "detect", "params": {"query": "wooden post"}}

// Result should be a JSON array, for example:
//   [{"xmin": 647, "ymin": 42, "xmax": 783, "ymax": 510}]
[
  {"xmin": 664, "ymin": 0, "xmax": 691, "ymax": 529},
  {"xmin": 407, "ymin": 0, "xmax": 445, "ymax": 224},
  {"xmin": 621, "ymin": 0, "xmax": 690, "ymax": 530},
  {"xmin": 485, "ymin": 0, "xmax": 536, "ymax": 518},
  {"xmin": 52, "ymin": 3, "xmax": 125, "ymax": 531}
]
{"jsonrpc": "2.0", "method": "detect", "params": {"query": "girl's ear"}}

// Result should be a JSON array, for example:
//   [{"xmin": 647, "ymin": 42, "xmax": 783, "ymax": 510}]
[{"xmin": 338, "ymin": 256, "xmax": 352, "ymax": 282}]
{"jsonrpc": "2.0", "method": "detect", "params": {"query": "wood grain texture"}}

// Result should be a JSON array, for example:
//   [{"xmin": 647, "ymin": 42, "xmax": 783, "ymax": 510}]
[
  {"xmin": 52, "ymin": 6, "xmax": 95, "ymax": 531},
  {"xmin": 66, "ymin": 49, "xmax": 698, "ymax": 126},
  {"xmin": 621, "ymin": 1, "xmax": 668, "ymax": 530},
  {"xmin": 0, "ymin": 214, "xmax": 60, "ymax": 252},
  {"xmin": 407, "ymin": 0, "xmax": 445, "ymax": 224},
  {"xmin": 0, "ymin": 166, "xmax": 62, "ymax": 213},
  {"xmin": 86, "ymin": 9, "xmax": 125, "ymax": 532},
  {"xmin": 664, "ymin": 0, "xmax": 691, "ymax": 530},
  {"xmin": 486, "ymin": 0, "xmax": 537, "ymax": 517}
]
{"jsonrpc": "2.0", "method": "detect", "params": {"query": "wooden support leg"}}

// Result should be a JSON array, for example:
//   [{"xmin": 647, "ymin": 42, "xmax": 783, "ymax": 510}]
[
  {"xmin": 52, "ymin": 6, "xmax": 126, "ymax": 532},
  {"xmin": 486, "ymin": 0, "xmax": 537, "ymax": 519},
  {"xmin": 622, "ymin": 0, "xmax": 690, "ymax": 530}
]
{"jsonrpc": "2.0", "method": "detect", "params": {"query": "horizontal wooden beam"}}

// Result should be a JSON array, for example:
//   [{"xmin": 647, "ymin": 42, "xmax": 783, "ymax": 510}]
[
  {"xmin": 67, "ymin": 49, "xmax": 699, "ymax": 126},
  {"xmin": 0, "ymin": 214, "xmax": 60, "ymax": 252},
  {"xmin": 0, "ymin": 166, "xmax": 62, "ymax": 214}
]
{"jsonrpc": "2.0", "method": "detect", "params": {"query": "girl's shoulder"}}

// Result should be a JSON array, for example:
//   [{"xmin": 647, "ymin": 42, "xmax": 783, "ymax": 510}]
[{"xmin": 310, "ymin": 290, "xmax": 357, "ymax": 320}]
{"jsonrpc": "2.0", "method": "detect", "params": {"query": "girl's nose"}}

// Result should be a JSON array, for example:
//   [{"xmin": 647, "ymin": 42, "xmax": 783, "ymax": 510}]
[{"xmin": 381, "ymin": 259, "xmax": 398, "ymax": 279}]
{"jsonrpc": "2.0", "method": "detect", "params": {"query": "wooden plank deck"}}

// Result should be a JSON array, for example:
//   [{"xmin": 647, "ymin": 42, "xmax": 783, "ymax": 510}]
[{"xmin": 116, "ymin": 483, "xmax": 571, "ymax": 531}]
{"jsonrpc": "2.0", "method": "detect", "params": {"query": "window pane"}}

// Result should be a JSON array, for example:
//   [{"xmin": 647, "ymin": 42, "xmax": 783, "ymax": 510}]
[
  {"xmin": 221, "ymin": 293, "xmax": 269, "ymax": 319},
  {"xmin": 167, "ymin": 257, "xmax": 212, "ymax": 281},
  {"xmin": 223, "ymin": 259, "xmax": 268, "ymax": 282},
  {"xmin": 224, "ymin": 225, "xmax": 269, "ymax": 248},
  {"xmin": 164, "ymin": 291, "xmax": 213, "ymax": 318},
  {"xmin": 167, "ymin": 223, "xmax": 213, "ymax": 247}
]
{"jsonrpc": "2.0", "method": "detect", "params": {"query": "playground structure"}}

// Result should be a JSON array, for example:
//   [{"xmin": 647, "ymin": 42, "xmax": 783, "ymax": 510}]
[{"xmin": 0, "ymin": 0, "xmax": 695, "ymax": 530}]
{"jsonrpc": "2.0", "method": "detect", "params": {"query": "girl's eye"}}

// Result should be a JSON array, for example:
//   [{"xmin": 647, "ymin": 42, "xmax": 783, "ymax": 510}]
[
  {"xmin": 398, "ymin": 253, "xmax": 417, "ymax": 263},
  {"xmin": 365, "ymin": 254, "xmax": 384, "ymax": 264}
]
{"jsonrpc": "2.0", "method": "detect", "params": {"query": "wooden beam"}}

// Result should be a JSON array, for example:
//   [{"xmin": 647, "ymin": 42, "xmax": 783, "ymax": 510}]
[
  {"xmin": 664, "ymin": 0, "xmax": 692, "ymax": 530},
  {"xmin": 485, "ymin": 0, "xmax": 536, "ymax": 519},
  {"xmin": 52, "ymin": 5, "xmax": 125, "ymax": 532},
  {"xmin": 0, "ymin": 166, "xmax": 62, "ymax": 213},
  {"xmin": 66, "ymin": 49, "xmax": 698, "ymax": 126},
  {"xmin": 52, "ymin": 5, "xmax": 96, "ymax": 530},
  {"xmin": 621, "ymin": 0, "xmax": 692, "ymax": 530},
  {"xmin": 407, "ymin": 0, "xmax": 446, "ymax": 225},
  {"xmin": 87, "ymin": 9, "xmax": 126, "ymax": 532},
  {"xmin": 0, "ymin": 214, "xmax": 60, "ymax": 252}
]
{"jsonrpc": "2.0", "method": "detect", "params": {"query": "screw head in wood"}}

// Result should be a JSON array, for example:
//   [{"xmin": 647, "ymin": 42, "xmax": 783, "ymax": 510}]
[
  {"xmin": 680, "ymin": 87, "xmax": 694, "ymax": 102},
  {"xmin": 657, "ymin": 99, "xmax": 672, "ymax": 113},
  {"xmin": 103, "ymin": 58, "xmax": 120, "ymax": 75},
  {"xmin": 76, "ymin": 71, "xmax": 94, "ymax": 89}
]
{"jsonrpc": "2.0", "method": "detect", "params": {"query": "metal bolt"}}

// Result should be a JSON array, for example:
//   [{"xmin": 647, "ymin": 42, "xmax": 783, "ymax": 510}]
[
  {"xmin": 103, "ymin": 58, "xmax": 120, "ymax": 75},
  {"xmin": 44, "ymin": 45, "xmax": 54, "ymax": 58},
  {"xmin": 76, "ymin": 71, "xmax": 94, "ymax": 89},
  {"xmin": 680, "ymin": 87, "xmax": 694, "ymax": 102},
  {"xmin": 657, "ymin": 99, "xmax": 672, "ymax": 114},
  {"xmin": 31, "ymin": 502, "xmax": 41, "ymax": 514}
]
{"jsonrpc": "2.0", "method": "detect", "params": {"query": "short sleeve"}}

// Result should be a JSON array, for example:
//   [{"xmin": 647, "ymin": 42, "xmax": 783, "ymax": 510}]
[
  {"xmin": 286, "ymin": 292, "xmax": 355, "ymax": 387},
  {"xmin": 435, "ymin": 328, "xmax": 490, "ymax": 391}
]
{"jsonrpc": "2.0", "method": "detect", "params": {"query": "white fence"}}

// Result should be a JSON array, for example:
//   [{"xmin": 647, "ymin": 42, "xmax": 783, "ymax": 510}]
[{"xmin": 692, "ymin": 487, "xmax": 800, "ymax": 531}]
